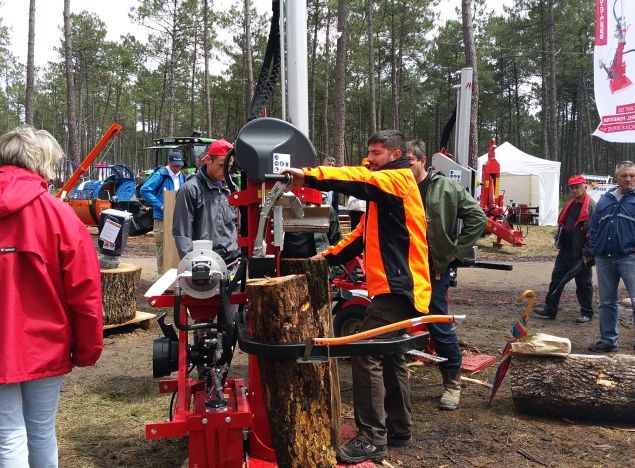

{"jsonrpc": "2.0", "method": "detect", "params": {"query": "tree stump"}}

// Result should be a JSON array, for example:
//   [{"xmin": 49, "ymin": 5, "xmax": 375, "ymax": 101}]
[
  {"xmin": 101, "ymin": 262, "xmax": 141, "ymax": 325},
  {"xmin": 246, "ymin": 258, "xmax": 340, "ymax": 468},
  {"xmin": 510, "ymin": 353, "xmax": 635, "ymax": 423},
  {"xmin": 280, "ymin": 259, "xmax": 342, "ymax": 448}
]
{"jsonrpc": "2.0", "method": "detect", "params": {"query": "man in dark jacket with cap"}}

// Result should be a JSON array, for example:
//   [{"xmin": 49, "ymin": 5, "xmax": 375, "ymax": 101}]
[
  {"xmin": 140, "ymin": 151, "xmax": 187, "ymax": 274},
  {"xmin": 534, "ymin": 175, "xmax": 596, "ymax": 323},
  {"xmin": 172, "ymin": 139, "xmax": 239, "ymax": 264}
]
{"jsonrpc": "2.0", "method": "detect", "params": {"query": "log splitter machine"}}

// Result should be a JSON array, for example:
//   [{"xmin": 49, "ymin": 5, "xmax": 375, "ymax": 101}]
[{"xmin": 145, "ymin": 117, "xmax": 460, "ymax": 467}]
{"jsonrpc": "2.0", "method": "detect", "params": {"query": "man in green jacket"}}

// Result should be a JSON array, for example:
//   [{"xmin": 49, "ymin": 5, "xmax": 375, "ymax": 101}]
[{"xmin": 407, "ymin": 140, "xmax": 487, "ymax": 410}]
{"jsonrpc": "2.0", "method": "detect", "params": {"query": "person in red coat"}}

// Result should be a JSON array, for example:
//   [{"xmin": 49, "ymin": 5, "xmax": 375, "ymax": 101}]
[{"xmin": 0, "ymin": 126, "xmax": 103, "ymax": 467}]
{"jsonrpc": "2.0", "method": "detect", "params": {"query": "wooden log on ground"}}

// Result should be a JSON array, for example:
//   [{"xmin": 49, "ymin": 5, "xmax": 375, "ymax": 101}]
[
  {"xmin": 247, "ymin": 258, "xmax": 340, "ymax": 467},
  {"xmin": 510, "ymin": 353, "xmax": 635, "ymax": 423},
  {"xmin": 101, "ymin": 262, "xmax": 141, "ymax": 325}
]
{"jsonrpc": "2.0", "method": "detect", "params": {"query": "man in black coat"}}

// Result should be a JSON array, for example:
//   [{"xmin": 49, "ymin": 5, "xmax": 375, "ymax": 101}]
[{"xmin": 534, "ymin": 175, "xmax": 596, "ymax": 323}]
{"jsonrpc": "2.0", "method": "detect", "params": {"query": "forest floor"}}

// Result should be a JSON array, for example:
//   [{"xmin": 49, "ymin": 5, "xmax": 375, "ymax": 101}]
[{"xmin": 57, "ymin": 227, "xmax": 635, "ymax": 467}]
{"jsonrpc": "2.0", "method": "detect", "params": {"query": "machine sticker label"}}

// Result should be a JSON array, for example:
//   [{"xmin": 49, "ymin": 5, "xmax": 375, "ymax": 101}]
[
  {"xmin": 449, "ymin": 170, "xmax": 462, "ymax": 182},
  {"xmin": 99, "ymin": 219, "xmax": 121, "ymax": 244},
  {"xmin": 272, "ymin": 153, "xmax": 291, "ymax": 173},
  {"xmin": 102, "ymin": 240, "xmax": 116, "ymax": 251},
  {"xmin": 0, "ymin": 247, "xmax": 16, "ymax": 253}
]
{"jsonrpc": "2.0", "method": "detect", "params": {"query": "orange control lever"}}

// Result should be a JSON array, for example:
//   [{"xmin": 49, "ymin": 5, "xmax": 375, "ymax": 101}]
[{"xmin": 313, "ymin": 314, "xmax": 465, "ymax": 347}]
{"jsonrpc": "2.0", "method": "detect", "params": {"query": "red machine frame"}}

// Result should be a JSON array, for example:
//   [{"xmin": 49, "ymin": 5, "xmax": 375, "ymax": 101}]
[
  {"xmin": 145, "ymin": 179, "xmax": 323, "ymax": 467},
  {"xmin": 479, "ymin": 139, "xmax": 525, "ymax": 247}
]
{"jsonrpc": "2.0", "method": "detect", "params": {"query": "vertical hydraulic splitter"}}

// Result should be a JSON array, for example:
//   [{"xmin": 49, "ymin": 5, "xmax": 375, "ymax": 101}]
[{"xmin": 145, "ymin": 118, "xmax": 440, "ymax": 467}]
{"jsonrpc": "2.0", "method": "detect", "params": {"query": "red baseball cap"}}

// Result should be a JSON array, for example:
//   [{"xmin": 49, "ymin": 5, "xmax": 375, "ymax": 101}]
[
  {"xmin": 199, "ymin": 139, "xmax": 233, "ymax": 164},
  {"xmin": 567, "ymin": 175, "xmax": 586, "ymax": 186}
]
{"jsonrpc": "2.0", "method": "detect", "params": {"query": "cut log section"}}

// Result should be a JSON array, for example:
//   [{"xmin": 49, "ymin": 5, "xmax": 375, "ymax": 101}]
[
  {"xmin": 101, "ymin": 262, "xmax": 142, "ymax": 325},
  {"xmin": 280, "ymin": 258, "xmax": 342, "ymax": 448},
  {"xmin": 246, "ymin": 258, "xmax": 340, "ymax": 467},
  {"xmin": 510, "ymin": 353, "xmax": 635, "ymax": 423}
]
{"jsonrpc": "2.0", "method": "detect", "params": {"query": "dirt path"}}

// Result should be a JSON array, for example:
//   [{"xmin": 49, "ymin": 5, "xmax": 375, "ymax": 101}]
[{"xmin": 56, "ymin": 250, "xmax": 635, "ymax": 467}]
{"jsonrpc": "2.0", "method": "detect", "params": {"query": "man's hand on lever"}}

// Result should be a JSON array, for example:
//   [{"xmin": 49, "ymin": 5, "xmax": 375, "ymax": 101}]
[{"xmin": 279, "ymin": 168, "xmax": 305, "ymax": 188}]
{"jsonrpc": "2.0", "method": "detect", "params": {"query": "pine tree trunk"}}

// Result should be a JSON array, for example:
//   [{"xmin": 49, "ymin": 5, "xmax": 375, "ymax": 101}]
[
  {"xmin": 366, "ymin": 0, "xmax": 376, "ymax": 135},
  {"xmin": 321, "ymin": 6, "xmax": 332, "ymax": 154},
  {"xmin": 546, "ymin": 0, "xmax": 559, "ymax": 162},
  {"xmin": 25, "ymin": 0, "xmax": 36, "ymax": 125},
  {"xmin": 243, "ymin": 0, "xmax": 254, "ymax": 120},
  {"xmin": 308, "ymin": 0, "xmax": 320, "ymax": 140},
  {"xmin": 101, "ymin": 262, "xmax": 142, "ymax": 325},
  {"xmin": 462, "ymin": 0, "xmax": 479, "ymax": 168},
  {"xmin": 510, "ymin": 354, "xmax": 635, "ymax": 423},
  {"xmin": 64, "ymin": 0, "xmax": 80, "ymax": 163},
  {"xmin": 333, "ymin": 0, "xmax": 348, "ymax": 166},
  {"xmin": 203, "ymin": 0, "xmax": 212, "ymax": 136},
  {"xmin": 246, "ymin": 258, "xmax": 340, "ymax": 467}
]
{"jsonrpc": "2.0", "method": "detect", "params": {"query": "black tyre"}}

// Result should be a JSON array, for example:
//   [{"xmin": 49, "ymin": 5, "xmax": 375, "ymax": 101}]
[{"xmin": 333, "ymin": 304, "xmax": 367, "ymax": 338}]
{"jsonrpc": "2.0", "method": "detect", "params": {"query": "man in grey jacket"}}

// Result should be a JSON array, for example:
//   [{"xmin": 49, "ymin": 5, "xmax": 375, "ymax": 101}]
[{"xmin": 172, "ymin": 139, "xmax": 239, "ymax": 264}]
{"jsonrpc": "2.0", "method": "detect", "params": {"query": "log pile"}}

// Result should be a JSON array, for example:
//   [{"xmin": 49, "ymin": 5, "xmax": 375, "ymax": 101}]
[
  {"xmin": 510, "ymin": 353, "xmax": 635, "ymax": 423},
  {"xmin": 101, "ymin": 262, "xmax": 141, "ymax": 325},
  {"xmin": 246, "ymin": 258, "xmax": 340, "ymax": 467}
]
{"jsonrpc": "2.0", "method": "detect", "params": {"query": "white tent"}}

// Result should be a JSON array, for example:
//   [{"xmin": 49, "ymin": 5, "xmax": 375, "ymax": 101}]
[{"xmin": 477, "ymin": 142, "xmax": 560, "ymax": 226}]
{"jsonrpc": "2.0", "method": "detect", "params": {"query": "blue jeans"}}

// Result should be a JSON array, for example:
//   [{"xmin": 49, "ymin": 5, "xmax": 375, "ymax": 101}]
[
  {"xmin": 0, "ymin": 376, "xmax": 63, "ymax": 468},
  {"xmin": 595, "ymin": 255, "xmax": 635, "ymax": 347},
  {"xmin": 425, "ymin": 268, "xmax": 462, "ymax": 369}
]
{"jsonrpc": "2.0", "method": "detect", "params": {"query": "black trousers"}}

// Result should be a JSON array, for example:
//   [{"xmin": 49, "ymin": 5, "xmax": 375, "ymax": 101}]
[
  {"xmin": 544, "ymin": 249, "xmax": 593, "ymax": 317},
  {"xmin": 351, "ymin": 293, "xmax": 419, "ymax": 445}
]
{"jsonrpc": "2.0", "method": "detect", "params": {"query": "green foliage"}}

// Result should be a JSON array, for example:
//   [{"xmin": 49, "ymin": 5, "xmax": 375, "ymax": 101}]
[{"xmin": 2, "ymin": 0, "xmax": 625, "ymax": 187}]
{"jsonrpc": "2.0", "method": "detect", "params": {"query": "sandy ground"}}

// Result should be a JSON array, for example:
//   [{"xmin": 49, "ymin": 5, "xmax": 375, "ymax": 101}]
[{"xmin": 56, "ymin": 238, "xmax": 635, "ymax": 467}]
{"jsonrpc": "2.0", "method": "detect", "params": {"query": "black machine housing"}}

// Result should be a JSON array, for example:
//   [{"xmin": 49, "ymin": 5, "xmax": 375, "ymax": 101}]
[{"xmin": 234, "ymin": 117, "xmax": 319, "ymax": 183}]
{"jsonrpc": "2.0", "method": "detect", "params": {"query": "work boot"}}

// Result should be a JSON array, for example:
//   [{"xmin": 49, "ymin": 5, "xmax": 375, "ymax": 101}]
[
  {"xmin": 575, "ymin": 315, "xmax": 592, "ymax": 323},
  {"xmin": 387, "ymin": 433, "xmax": 412, "ymax": 447},
  {"xmin": 336, "ymin": 437, "xmax": 387, "ymax": 464},
  {"xmin": 533, "ymin": 306, "xmax": 556, "ymax": 319},
  {"xmin": 439, "ymin": 368, "xmax": 461, "ymax": 410}
]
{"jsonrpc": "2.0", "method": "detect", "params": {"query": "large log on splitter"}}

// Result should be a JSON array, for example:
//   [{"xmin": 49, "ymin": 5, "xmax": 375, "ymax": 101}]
[
  {"xmin": 100, "ymin": 262, "xmax": 141, "ymax": 325},
  {"xmin": 510, "ymin": 353, "xmax": 635, "ymax": 423},
  {"xmin": 246, "ymin": 258, "xmax": 340, "ymax": 467}
]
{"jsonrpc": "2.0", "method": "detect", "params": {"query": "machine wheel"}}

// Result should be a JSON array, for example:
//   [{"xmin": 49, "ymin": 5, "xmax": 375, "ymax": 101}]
[{"xmin": 333, "ymin": 305, "xmax": 367, "ymax": 338}]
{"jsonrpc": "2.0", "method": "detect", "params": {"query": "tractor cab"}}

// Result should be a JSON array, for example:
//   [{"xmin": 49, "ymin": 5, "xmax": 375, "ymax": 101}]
[{"xmin": 142, "ymin": 135, "xmax": 215, "ymax": 178}]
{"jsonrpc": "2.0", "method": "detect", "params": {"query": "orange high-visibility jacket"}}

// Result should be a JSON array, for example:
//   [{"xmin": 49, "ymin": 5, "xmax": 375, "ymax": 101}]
[{"xmin": 303, "ymin": 157, "xmax": 431, "ymax": 313}]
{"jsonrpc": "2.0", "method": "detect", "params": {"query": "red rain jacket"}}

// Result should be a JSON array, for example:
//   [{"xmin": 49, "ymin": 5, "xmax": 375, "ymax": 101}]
[{"xmin": 0, "ymin": 165, "xmax": 103, "ymax": 384}]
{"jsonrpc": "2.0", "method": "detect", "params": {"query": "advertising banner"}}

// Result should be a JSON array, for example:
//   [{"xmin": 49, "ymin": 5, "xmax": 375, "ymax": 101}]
[{"xmin": 593, "ymin": 0, "xmax": 635, "ymax": 142}]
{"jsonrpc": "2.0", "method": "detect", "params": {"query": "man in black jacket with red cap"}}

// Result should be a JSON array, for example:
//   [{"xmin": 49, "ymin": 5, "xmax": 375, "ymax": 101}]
[{"xmin": 534, "ymin": 175, "xmax": 596, "ymax": 323}]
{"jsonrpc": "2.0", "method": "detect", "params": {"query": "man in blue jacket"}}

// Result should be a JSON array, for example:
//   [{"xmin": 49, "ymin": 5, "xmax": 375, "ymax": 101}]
[
  {"xmin": 587, "ymin": 161, "xmax": 635, "ymax": 352},
  {"xmin": 140, "ymin": 152, "xmax": 187, "ymax": 274}
]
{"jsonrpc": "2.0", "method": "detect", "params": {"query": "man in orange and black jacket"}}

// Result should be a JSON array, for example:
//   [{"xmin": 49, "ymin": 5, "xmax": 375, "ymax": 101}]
[{"xmin": 282, "ymin": 129, "xmax": 431, "ymax": 464}]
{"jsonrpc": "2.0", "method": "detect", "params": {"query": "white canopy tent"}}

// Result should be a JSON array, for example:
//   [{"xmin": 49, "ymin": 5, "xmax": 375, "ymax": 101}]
[{"xmin": 477, "ymin": 142, "xmax": 561, "ymax": 226}]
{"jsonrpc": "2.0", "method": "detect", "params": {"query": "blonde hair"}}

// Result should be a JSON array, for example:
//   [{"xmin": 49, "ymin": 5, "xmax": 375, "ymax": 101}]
[{"xmin": 0, "ymin": 126, "xmax": 65, "ymax": 181}]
